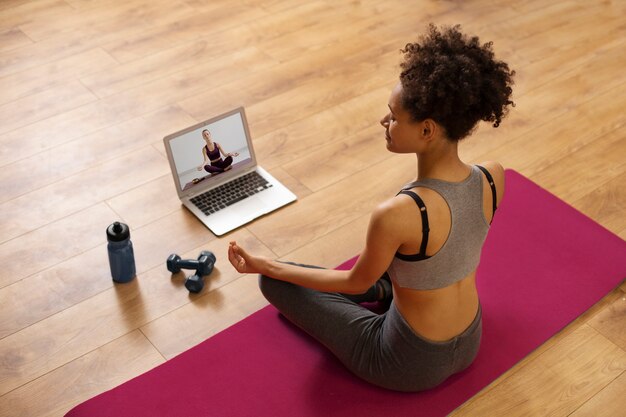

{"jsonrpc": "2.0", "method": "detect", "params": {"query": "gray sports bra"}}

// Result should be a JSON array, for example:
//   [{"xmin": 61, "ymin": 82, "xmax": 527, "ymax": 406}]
[{"xmin": 386, "ymin": 165, "xmax": 497, "ymax": 290}]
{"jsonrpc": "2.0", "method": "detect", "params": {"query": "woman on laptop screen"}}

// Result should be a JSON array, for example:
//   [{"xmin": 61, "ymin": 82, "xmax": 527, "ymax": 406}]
[
  {"xmin": 228, "ymin": 24, "xmax": 514, "ymax": 392},
  {"xmin": 197, "ymin": 129, "xmax": 240, "ymax": 175}
]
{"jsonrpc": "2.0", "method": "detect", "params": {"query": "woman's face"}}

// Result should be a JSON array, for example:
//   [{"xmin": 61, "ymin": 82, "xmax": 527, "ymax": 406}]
[
  {"xmin": 380, "ymin": 83, "xmax": 424, "ymax": 153},
  {"xmin": 202, "ymin": 130, "xmax": 213, "ymax": 143}
]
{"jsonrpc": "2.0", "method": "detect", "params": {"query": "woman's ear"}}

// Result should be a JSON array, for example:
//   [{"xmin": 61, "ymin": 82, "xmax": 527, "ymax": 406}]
[{"xmin": 421, "ymin": 119, "xmax": 437, "ymax": 140}]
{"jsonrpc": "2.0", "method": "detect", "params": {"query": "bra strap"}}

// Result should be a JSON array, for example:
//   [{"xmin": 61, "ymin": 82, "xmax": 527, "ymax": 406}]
[
  {"xmin": 476, "ymin": 165, "xmax": 497, "ymax": 217},
  {"xmin": 397, "ymin": 190, "xmax": 429, "ymax": 257}
]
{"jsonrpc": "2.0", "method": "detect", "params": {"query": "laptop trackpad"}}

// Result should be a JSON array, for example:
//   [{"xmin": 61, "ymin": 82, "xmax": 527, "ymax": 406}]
[{"xmin": 235, "ymin": 194, "xmax": 271, "ymax": 218}]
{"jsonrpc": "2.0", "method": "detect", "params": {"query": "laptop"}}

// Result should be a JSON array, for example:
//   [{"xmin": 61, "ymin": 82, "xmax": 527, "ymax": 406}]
[{"xmin": 163, "ymin": 107, "xmax": 297, "ymax": 236}]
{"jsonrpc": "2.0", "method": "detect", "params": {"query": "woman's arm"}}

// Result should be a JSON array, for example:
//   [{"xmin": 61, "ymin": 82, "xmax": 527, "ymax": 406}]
[
  {"xmin": 197, "ymin": 147, "xmax": 208, "ymax": 170},
  {"xmin": 217, "ymin": 142, "xmax": 239, "ymax": 157},
  {"xmin": 228, "ymin": 200, "xmax": 404, "ymax": 294}
]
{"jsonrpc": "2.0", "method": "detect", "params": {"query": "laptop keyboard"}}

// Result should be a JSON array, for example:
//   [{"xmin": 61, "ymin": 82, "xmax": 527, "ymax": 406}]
[{"xmin": 190, "ymin": 171, "xmax": 272, "ymax": 216}]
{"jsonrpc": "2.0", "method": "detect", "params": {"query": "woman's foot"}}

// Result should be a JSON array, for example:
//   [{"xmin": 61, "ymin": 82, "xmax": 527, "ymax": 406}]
[
  {"xmin": 376, "ymin": 275, "xmax": 392, "ymax": 302},
  {"xmin": 341, "ymin": 273, "xmax": 393, "ymax": 305}
]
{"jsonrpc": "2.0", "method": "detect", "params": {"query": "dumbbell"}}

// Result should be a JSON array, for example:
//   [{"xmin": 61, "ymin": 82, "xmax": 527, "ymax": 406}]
[{"xmin": 166, "ymin": 251, "xmax": 216, "ymax": 293}]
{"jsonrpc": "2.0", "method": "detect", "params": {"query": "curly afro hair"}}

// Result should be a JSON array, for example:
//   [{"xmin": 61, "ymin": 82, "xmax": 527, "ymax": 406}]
[{"xmin": 399, "ymin": 24, "xmax": 515, "ymax": 141}]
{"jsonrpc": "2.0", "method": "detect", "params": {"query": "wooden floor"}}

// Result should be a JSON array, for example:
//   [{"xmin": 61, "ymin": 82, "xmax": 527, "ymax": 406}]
[{"xmin": 1, "ymin": 0, "xmax": 625, "ymax": 415}]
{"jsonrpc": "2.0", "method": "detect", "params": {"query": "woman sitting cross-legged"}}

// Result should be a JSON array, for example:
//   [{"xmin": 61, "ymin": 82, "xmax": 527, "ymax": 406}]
[{"xmin": 228, "ymin": 24, "xmax": 514, "ymax": 392}]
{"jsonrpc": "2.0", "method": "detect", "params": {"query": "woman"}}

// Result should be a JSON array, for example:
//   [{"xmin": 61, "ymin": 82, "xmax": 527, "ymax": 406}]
[
  {"xmin": 197, "ymin": 129, "xmax": 239, "ymax": 174},
  {"xmin": 228, "ymin": 24, "xmax": 514, "ymax": 392}
]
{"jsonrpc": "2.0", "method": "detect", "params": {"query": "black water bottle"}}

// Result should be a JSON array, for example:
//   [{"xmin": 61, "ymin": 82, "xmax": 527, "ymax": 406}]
[{"xmin": 106, "ymin": 221, "xmax": 136, "ymax": 283}]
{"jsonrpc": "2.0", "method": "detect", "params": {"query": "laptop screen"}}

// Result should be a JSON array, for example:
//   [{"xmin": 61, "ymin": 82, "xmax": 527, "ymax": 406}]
[{"xmin": 164, "ymin": 108, "xmax": 255, "ymax": 195}]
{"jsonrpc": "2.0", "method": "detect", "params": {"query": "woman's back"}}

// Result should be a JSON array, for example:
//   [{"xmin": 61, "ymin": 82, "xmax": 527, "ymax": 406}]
[{"xmin": 392, "ymin": 161, "xmax": 505, "ymax": 341}]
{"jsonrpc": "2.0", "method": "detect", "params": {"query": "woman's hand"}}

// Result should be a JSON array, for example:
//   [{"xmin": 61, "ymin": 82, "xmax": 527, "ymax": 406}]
[
  {"xmin": 228, "ymin": 241, "xmax": 268, "ymax": 274},
  {"xmin": 197, "ymin": 165, "xmax": 203, "ymax": 171},
  {"xmin": 228, "ymin": 152, "xmax": 239, "ymax": 157}
]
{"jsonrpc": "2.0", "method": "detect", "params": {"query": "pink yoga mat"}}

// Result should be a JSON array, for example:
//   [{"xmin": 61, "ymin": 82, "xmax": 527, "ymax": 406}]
[{"xmin": 66, "ymin": 170, "xmax": 626, "ymax": 417}]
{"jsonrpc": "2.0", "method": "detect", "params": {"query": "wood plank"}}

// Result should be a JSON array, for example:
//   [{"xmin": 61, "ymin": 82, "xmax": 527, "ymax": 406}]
[
  {"xmin": 0, "ymin": 80, "xmax": 96, "ymax": 135},
  {"xmin": 505, "ymin": 1, "xmax": 623, "ymax": 64},
  {"xmin": 0, "ymin": 100, "xmax": 137, "ymax": 167},
  {"xmin": 120, "ymin": 0, "xmax": 364, "ymax": 69},
  {"xmin": 255, "ymin": 1, "xmax": 403, "ymax": 62},
  {"xmin": 79, "ymin": 1, "xmax": 200, "ymax": 50},
  {"xmin": 0, "ymin": 106, "xmax": 195, "ymax": 204},
  {"xmin": 254, "ymin": 88, "xmax": 390, "ymax": 171},
  {"xmin": 64, "ymin": 0, "xmax": 118, "ymax": 10},
  {"xmin": 64, "ymin": 0, "xmax": 133, "ymax": 10},
  {"xmin": 0, "ymin": 0, "xmax": 73, "ymax": 31},
  {"xmin": 0, "ymin": 330, "xmax": 165, "ymax": 417},
  {"xmin": 569, "ymin": 371, "xmax": 626, "ymax": 417},
  {"xmin": 104, "ymin": 45, "xmax": 274, "ymax": 117},
  {"xmin": 452, "ymin": 324, "xmax": 626, "ymax": 416},
  {"xmin": 0, "ymin": 203, "xmax": 117, "ymax": 288},
  {"xmin": 506, "ymin": 0, "xmax": 583, "ymax": 13},
  {"xmin": 513, "ymin": 37, "xmax": 626, "ymax": 123},
  {"xmin": 0, "ymin": 0, "xmax": 38, "ymax": 12},
  {"xmin": 0, "ymin": 146, "xmax": 169, "ymax": 244},
  {"xmin": 587, "ymin": 291, "xmax": 626, "ymax": 351},
  {"xmin": 244, "ymin": 49, "xmax": 397, "ymax": 138},
  {"xmin": 0, "ymin": 32, "xmax": 100, "ymax": 78},
  {"xmin": 280, "ymin": 214, "xmax": 370, "ymax": 269},
  {"xmin": 502, "ymin": 11, "xmax": 624, "ymax": 97},
  {"xmin": 282, "ymin": 123, "xmax": 390, "ymax": 192},
  {"xmin": 105, "ymin": 175, "xmax": 183, "ymax": 229},
  {"xmin": 101, "ymin": 3, "xmax": 269, "ymax": 63},
  {"xmin": 265, "ymin": 166, "xmax": 313, "ymax": 199},
  {"xmin": 572, "ymin": 171, "xmax": 626, "ymax": 238},
  {"xmin": 175, "ymin": 33, "xmax": 383, "ymax": 127},
  {"xmin": 244, "ymin": 1, "xmax": 330, "ymax": 42},
  {"xmin": 472, "ymin": 38, "xmax": 626, "ymax": 157},
  {"xmin": 0, "ymin": 27, "xmax": 32, "ymax": 53},
  {"xmin": 0, "ymin": 47, "xmax": 117, "ymax": 106},
  {"xmin": 0, "ymin": 264, "xmax": 178, "ymax": 395},
  {"xmin": 240, "ymin": 0, "xmax": 307, "ymax": 14},
  {"xmin": 19, "ymin": 0, "xmax": 196, "ymax": 42},
  {"xmin": 141, "ymin": 276, "xmax": 267, "ymax": 359},
  {"xmin": 80, "ymin": 39, "xmax": 273, "ymax": 98},
  {"xmin": 0, "ymin": 44, "xmax": 277, "ymax": 167},
  {"xmin": 0, "ymin": 20, "xmax": 150, "ymax": 79},
  {"xmin": 468, "ymin": 81, "xmax": 626, "ymax": 179},
  {"xmin": 487, "ymin": 1, "xmax": 597, "ymax": 41},
  {"xmin": 530, "ymin": 128, "xmax": 626, "ymax": 203},
  {"xmin": 0, "ymin": 244, "xmax": 113, "ymax": 340}
]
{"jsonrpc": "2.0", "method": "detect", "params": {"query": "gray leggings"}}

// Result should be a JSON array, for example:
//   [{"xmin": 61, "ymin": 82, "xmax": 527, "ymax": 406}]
[{"xmin": 258, "ymin": 264, "xmax": 482, "ymax": 392}]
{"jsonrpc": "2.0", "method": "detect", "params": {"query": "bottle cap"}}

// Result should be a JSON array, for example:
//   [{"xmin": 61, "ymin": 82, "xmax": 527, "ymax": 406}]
[{"xmin": 106, "ymin": 221, "xmax": 130, "ymax": 242}]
